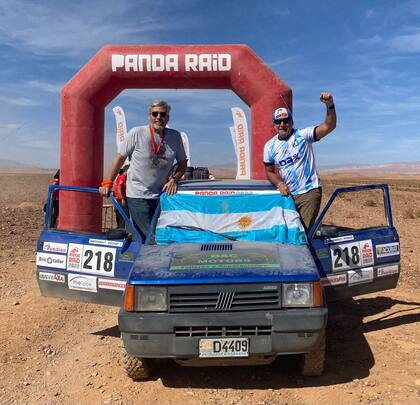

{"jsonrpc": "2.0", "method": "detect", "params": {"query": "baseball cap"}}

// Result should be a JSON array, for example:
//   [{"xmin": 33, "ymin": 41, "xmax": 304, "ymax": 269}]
[{"xmin": 273, "ymin": 107, "xmax": 292, "ymax": 121}]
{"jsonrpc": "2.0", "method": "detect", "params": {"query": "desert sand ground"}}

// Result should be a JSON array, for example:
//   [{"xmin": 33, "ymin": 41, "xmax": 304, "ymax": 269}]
[{"xmin": 0, "ymin": 172, "xmax": 419, "ymax": 405}]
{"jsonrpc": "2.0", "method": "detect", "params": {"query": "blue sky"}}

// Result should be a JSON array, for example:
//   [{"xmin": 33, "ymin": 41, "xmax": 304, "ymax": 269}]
[{"xmin": 0, "ymin": 0, "xmax": 419, "ymax": 170}]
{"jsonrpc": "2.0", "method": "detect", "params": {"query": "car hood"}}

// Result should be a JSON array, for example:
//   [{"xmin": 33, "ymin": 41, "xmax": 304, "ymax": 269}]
[{"xmin": 128, "ymin": 241, "xmax": 319, "ymax": 285}]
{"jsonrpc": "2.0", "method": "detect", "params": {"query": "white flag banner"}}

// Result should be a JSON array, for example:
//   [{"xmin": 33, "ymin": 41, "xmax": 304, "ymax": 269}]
[
  {"xmin": 231, "ymin": 107, "xmax": 251, "ymax": 180},
  {"xmin": 229, "ymin": 126, "xmax": 237, "ymax": 155},
  {"xmin": 180, "ymin": 131, "xmax": 191, "ymax": 166},
  {"xmin": 113, "ymin": 106, "xmax": 128, "ymax": 148},
  {"xmin": 113, "ymin": 106, "xmax": 129, "ymax": 165}
]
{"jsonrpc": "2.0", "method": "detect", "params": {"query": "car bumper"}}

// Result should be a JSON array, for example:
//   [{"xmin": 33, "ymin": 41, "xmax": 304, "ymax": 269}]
[{"xmin": 119, "ymin": 308, "xmax": 328, "ymax": 359}]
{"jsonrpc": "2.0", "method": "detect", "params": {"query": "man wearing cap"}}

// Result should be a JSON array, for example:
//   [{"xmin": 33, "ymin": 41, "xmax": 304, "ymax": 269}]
[
  {"xmin": 100, "ymin": 99, "xmax": 187, "ymax": 241},
  {"xmin": 263, "ymin": 92, "xmax": 336, "ymax": 231}
]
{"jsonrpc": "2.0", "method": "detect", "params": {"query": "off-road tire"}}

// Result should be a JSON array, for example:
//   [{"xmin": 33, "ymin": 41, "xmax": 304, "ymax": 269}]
[
  {"xmin": 300, "ymin": 332, "xmax": 326, "ymax": 376},
  {"xmin": 122, "ymin": 351, "xmax": 152, "ymax": 380}
]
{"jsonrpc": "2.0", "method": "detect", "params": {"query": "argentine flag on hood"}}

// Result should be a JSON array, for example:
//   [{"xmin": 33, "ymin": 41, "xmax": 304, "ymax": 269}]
[{"xmin": 155, "ymin": 193, "xmax": 307, "ymax": 245}]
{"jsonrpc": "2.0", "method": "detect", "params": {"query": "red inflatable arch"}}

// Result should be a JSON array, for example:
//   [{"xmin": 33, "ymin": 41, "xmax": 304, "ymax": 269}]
[{"xmin": 60, "ymin": 44, "xmax": 292, "ymax": 232}]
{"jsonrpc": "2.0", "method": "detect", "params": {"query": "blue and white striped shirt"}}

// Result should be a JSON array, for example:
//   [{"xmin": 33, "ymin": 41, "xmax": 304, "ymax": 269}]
[{"xmin": 263, "ymin": 127, "xmax": 320, "ymax": 196}]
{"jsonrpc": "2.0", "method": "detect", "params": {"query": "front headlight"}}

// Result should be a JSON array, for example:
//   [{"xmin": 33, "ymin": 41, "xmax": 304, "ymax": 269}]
[
  {"xmin": 282, "ymin": 283, "xmax": 313, "ymax": 307},
  {"xmin": 135, "ymin": 287, "xmax": 168, "ymax": 311}
]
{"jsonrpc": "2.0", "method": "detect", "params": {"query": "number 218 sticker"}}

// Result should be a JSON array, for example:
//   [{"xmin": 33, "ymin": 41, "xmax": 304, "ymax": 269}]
[
  {"xmin": 67, "ymin": 243, "xmax": 116, "ymax": 276},
  {"xmin": 330, "ymin": 240, "xmax": 374, "ymax": 271}
]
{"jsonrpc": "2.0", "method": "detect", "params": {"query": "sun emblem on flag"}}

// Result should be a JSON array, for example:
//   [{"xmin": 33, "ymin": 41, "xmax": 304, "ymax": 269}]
[{"xmin": 238, "ymin": 216, "xmax": 252, "ymax": 229}]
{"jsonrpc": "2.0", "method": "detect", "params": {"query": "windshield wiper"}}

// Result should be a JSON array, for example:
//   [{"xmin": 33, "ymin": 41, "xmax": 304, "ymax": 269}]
[{"xmin": 166, "ymin": 225, "xmax": 237, "ymax": 241}]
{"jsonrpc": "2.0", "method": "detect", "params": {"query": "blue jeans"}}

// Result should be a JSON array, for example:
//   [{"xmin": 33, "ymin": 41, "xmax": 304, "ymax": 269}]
[{"xmin": 127, "ymin": 197, "xmax": 158, "ymax": 242}]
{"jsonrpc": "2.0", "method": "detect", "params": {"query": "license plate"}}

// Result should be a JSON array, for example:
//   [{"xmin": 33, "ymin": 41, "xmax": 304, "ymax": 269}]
[{"xmin": 199, "ymin": 338, "xmax": 249, "ymax": 358}]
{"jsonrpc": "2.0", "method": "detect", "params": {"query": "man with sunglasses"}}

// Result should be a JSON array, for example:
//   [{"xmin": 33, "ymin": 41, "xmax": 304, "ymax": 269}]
[
  {"xmin": 100, "ymin": 99, "xmax": 187, "ymax": 241},
  {"xmin": 263, "ymin": 92, "xmax": 336, "ymax": 232}
]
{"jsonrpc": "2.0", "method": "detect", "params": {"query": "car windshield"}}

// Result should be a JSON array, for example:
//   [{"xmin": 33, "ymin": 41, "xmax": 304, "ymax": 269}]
[{"xmin": 155, "ymin": 191, "xmax": 307, "ymax": 245}]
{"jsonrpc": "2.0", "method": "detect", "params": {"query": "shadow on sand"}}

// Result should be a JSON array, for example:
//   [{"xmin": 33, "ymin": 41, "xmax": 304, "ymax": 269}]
[{"xmin": 92, "ymin": 295, "xmax": 420, "ymax": 389}]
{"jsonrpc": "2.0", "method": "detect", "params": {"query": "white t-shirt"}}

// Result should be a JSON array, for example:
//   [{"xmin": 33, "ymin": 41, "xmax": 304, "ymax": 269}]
[{"xmin": 118, "ymin": 125, "xmax": 187, "ymax": 199}]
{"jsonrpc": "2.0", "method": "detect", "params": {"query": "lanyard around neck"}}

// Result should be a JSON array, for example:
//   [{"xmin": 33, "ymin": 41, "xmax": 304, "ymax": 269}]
[{"xmin": 149, "ymin": 124, "xmax": 165, "ymax": 155}]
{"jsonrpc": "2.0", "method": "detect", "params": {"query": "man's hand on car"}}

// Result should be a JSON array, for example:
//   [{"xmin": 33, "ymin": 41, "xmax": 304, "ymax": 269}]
[
  {"xmin": 276, "ymin": 181, "xmax": 291, "ymax": 196},
  {"xmin": 162, "ymin": 178, "xmax": 178, "ymax": 196}
]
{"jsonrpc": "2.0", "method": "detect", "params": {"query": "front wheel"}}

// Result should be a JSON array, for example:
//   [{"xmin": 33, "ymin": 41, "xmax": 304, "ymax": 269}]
[
  {"xmin": 300, "ymin": 332, "xmax": 326, "ymax": 376},
  {"xmin": 122, "ymin": 350, "xmax": 152, "ymax": 380}
]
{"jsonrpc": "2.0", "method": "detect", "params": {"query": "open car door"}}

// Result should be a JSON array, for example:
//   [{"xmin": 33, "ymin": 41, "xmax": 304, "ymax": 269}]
[
  {"xmin": 36, "ymin": 186, "xmax": 142, "ymax": 306},
  {"xmin": 307, "ymin": 184, "xmax": 400, "ymax": 301}
]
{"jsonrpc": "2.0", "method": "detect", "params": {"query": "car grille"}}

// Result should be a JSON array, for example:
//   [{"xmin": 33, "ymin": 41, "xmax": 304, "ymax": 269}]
[
  {"xmin": 168, "ymin": 284, "xmax": 281, "ymax": 313},
  {"xmin": 175, "ymin": 325, "xmax": 272, "ymax": 337},
  {"xmin": 200, "ymin": 243, "xmax": 233, "ymax": 251}
]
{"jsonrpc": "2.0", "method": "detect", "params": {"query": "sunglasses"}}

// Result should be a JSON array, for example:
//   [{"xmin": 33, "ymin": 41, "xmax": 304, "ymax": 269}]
[
  {"xmin": 274, "ymin": 118, "xmax": 291, "ymax": 125},
  {"xmin": 151, "ymin": 111, "xmax": 167, "ymax": 118}
]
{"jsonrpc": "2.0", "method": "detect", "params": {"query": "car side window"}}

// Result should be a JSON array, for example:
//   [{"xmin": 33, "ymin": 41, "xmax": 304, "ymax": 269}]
[
  {"xmin": 316, "ymin": 189, "xmax": 387, "ymax": 236},
  {"xmin": 48, "ymin": 189, "xmax": 130, "ymax": 237}
]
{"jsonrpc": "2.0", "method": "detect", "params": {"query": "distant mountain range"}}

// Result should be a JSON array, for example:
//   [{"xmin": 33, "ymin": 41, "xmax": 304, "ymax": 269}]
[
  {"xmin": 1, "ymin": 159, "xmax": 420, "ymax": 175},
  {"xmin": 318, "ymin": 161, "xmax": 420, "ymax": 174},
  {"xmin": 211, "ymin": 161, "xmax": 420, "ymax": 176},
  {"xmin": 0, "ymin": 159, "xmax": 55, "ymax": 173}
]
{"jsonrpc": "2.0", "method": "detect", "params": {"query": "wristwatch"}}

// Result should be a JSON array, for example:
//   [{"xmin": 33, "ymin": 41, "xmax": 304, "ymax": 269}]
[{"xmin": 328, "ymin": 104, "xmax": 335, "ymax": 110}]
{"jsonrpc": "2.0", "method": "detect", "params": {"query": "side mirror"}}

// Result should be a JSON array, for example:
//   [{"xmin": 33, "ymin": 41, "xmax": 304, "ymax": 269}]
[
  {"xmin": 315, "ymin": 225, "xmax": 338, "ymax": 238},
  {"xmin": 106, "ymin": 228, "xmax": 129, "ymax": 240}
]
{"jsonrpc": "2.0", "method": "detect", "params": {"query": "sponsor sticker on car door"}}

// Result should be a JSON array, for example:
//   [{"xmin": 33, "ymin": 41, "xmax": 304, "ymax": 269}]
[
  {"xmin": 330, "ymin": 240, "xmax": 374, "ymax": 271},
  {"xmin": 376, "ymin": 243, "xmax": 400, "ymax": 258},
  {"xmin": 67, "ymin": 243, "xmax": 116, "ymax": 277}
]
